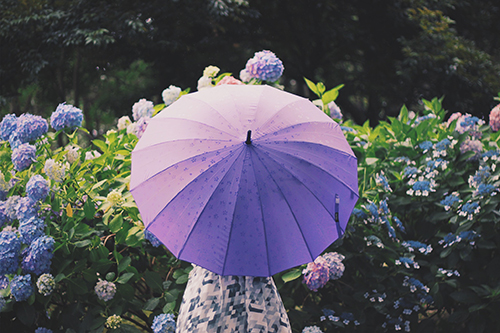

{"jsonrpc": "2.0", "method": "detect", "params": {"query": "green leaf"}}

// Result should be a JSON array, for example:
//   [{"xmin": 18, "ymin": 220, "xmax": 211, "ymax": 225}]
[
  {"xmin": 143, "ymin": 297, "xmax": 160, "ymax": 311},
  {"xmin": 15, "ymin": 302, "xmax": 36, "ymax": 326},
  {"xmin": 144, "ymin": 270, "xmax": 163, "ymax": 292},
  {"xmin": 92, "ymin": 139, "xmax": 108, "ymax": 153},
  {"xmin": 74, "ymin": 239, "xmax": 92, "ymax": 248},
  {"xmin": 321, "ymin": 88, "xmax": 339, "ymax": 105},
  {"xmin": 175, "ymin": 274, "xmax": 189, "ymax": 284},
  {"xmin": 304, "ymin": 77, "xmax": 320, "ymax": 97},
  {"xmin": 118, "ymin": 256, "xmax": 132, "ymax": 273},
  {"xmin": 163, "ymin": 302, "xmax": 176, "ymax": 313},
  {"xmin": 83, "ymin": 199, "xmax": 96, "ymax": 219},
  {"xmin": 281, "ymin": 269, "xmax": 302, "ymax": 283},
  {"xmin": 109, "ymin": 214, "xmax": 123, "ymax": 233},
  {"xmin": 117, "ymin": 272, "xmax": 135, "ymax": 284}
]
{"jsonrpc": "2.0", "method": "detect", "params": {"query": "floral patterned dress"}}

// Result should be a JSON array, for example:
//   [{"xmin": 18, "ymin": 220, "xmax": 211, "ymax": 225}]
[{"xmin": 176, "ymin": 265, "xmax": 292, "ymax": 333}]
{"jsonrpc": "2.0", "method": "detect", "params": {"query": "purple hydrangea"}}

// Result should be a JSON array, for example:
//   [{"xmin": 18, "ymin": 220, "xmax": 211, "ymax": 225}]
[
  {"xmin": 4, "ymin": 195, "xmax": 20, "ymax": 221},
  {"xmin": 151, "ymin": 313, "xmax": 176, "ymax": 333},
  {"xmin": 135, "ymin": 116, "xmax": 150, "ymax": 139},
  {"xmin": 94, "ymin": 279, "xmax": 117, "ymax": 302},
  {"xmin": 460, "ymin": 139, "xmax": 483, "ymax": 161},
  {"xmin": 21, "ymin": 235, "xmax": 54, "ymax": 275},
  {"xmin": 10, "ymin": 274, "xmax": 34, "ymax": 301},
  {"xmin": 12, "ymin": 143, "xmax": 36, "ymax": 171},
  {"xmin": 0, "ymin": 202, "xmax": 9, "ymax": 228},
  {"xmin": 14, "ymin": 114, "xmax": 48, "ymax": 143},
  {"xmin": 0, "ymin": 230, "xmax": 21, "ymax": 275},
  {"xmin": 0, "ymin": 275, "xmax": 9, "ymax": 289},
  {"xmin": 50, "ymin": 103, "xmax": 83, "ymax": 131},
  {"xmin": 35, "ymin": 328, "xmax": 53, "ymax": 333},
  {"xmin": 321, "ymin": 252, "xmax": 345, "ymax": 280},
  {"xmin": 26, "ymin": 174, "xmax": 49, "ymax": 202},
  {"xmin": 19, "ymin": 216, "xmax": 45, "ymax": 244},
  {"xmin": 0, "ymin": 114, "xmax": 18, "ymax": 141},
  {"xmin": 16, "ymin": 196, "xmax": 38, "ymax": 221},
  {"xmin": 302, "ymin": 257, "xmax": 330, "ymax": 291},
  {"xmin": 144, "ymin": 229, "xmax": 162, "ymax": 247},
  {"xmin": 245, "ymin": 50, "xmax": 284, "ymax": 82}
]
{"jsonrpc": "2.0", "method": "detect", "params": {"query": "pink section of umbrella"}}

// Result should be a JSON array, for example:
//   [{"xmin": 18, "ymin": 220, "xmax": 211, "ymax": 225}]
[{"xmin": 130, "ymin": 85, "xmax": 358, "ymax": 277}]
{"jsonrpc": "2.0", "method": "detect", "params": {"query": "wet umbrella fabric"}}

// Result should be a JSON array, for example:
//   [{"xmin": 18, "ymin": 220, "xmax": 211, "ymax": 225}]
[{"xmin": 130, "ymin": 85, "xmax": 358, "ymax": 277}]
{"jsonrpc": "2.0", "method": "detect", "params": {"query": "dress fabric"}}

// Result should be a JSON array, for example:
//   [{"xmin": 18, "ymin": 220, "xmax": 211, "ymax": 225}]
[{"xmin": 176, "ymin": 265, "xmax": 292, "ymax": 333}]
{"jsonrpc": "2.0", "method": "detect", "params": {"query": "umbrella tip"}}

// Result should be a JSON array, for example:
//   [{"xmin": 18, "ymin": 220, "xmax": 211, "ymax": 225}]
[{"xmin": 245, "ymin": 130, "xmax": 252, "ymax": 145}]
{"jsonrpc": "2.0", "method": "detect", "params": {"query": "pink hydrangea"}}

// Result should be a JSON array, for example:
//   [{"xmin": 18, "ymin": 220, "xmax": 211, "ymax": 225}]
[
  {"xmin": 460, "ymin": 139, "xmax": 483, "ymax": 161},
  {"xmin": 489, "ymin": 103, "xmax": 500, "ymax": 132},
  {"xmin": 216, "ymin": 76, "xmax": 244, "ymax": 86},
  {"xmin": 446, "ymin": 112, "xmax": 462, "ymax": 128},
  {"xmin": 302, "ymin": 256, "xmax": 330, "ymax": 291}
]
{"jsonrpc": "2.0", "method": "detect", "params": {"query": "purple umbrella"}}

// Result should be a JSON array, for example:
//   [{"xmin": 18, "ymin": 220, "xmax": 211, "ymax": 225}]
[{"xmin": 130, "ymin": 85, "xmax": 358, "ymax": 277}]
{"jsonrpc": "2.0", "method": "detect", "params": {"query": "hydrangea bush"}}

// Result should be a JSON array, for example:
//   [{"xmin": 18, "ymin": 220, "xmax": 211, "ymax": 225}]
[{"xmin": 1, "ymin": 50, "xmax": 500, "ymax": 333}]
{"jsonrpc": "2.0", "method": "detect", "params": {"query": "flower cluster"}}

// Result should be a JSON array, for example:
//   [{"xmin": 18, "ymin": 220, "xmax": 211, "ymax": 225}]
[
  {"xmin": 243, "ymin": 50, "xmax": 284, "ymax": 82},
  {"xmin": 105, "ymin": 314, "xmax": 123, "ymax": 329},
  {"xmin": 94, "ymin": 279, "xmax": 117, "ymax": 302},
  {"xmin": 460, "ymin": 139, "xmax": 483, "ymax": 161},
  {"xmin": 458, "ymin": 201, "xmax": 481, "ymax": 220},
  {"xmin": 10, "ymin": 274, "xmax": 34, "ymax": 301},
  {"xmin": 132, "ymin": 98, "xmax": 154, "ymax": 122},
  {"xmin": 106, "ymin": 190, "xmax": 123, "ymax": 206},
  {"xmin": 21, "ymin": 235, "xmax": 55, "ymax": 275},
  {"xmin": 437, "ymin": 268, "xmax": 460, "ymax": 277},
  {"xmin": 396, "ymin": 257, "xmax": 420, "ymax": 269},
  {"xmin": 26, "ymin": 175, "xmax": 49, "ymax": 202},
  {"xmin": 303, "ymin": 252, "xmax": 345, "ymax": 291},
  {"xmin": 35, "ymin": 328, "xmax": 53, "ymax": 333},
  {"xmin": 0, "ymin": 230, "xmax": 21, "ymax": 275},
  {"xmin": 327, "ymin": 101, "xmax": 343, "ymax": 120},
  {"xmin": 144, "ymin": 229, "xmax": 162, "ymax": 247},
  {"xmin": 12, "ymin": 143, "xmax": 36, "ymax": 171},
  {"xmin": 151, "ymin": 313, "xmax": 176, "ymax": 333},
  {"xmin": 37, "ymin": 273, "xmax": 56, "ymax": 296},
  {"xmin": 402, "ymin": 240, "xmax": 433, "ymax": 255},
  {"xmin": 162, "ymin": 85, "xmax": 182, "ymax": 106},
  {"xmin": 406, "ymin": 176, "xmax": 437, "ymax": 196},
  {"xmin": 44, "ymin": 159, "xmax": 68, "ymax": 182},
  {"xmin": 375, "ymin": 171, "xmax": 392, "ymax": 192},
  {"xmin": 50, "ymin": 103, "xmax": 83, "ymax": 131},
  {"xmin": 489, "ymin": 103, "xmax": 500, "ymax": 131},
  {"xmin": 440, "ymin": 192, "xmax": 462, "ymax": 210},
  {"xmin": 439, "ymin": 230, "xmax": 480, "ymax": 248},
  {"xmin": 302, "ymin": 326, "xmax": 323, "ymax": 333}
]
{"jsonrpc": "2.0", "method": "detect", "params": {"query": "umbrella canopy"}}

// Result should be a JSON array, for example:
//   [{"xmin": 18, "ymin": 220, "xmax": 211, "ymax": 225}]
[{"xmin": 130, "ymin": 84, "xmax": 358, "ymax": 277}]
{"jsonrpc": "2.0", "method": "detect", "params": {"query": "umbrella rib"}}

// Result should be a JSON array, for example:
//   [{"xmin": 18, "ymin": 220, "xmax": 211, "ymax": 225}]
[
  {"xmin": 132, "ymin": 137, "xmax": 238, "ymax": 154},
  {"xmin": 176, "ymin": 147, "xmax": 246, "ymax": 261},
  {"xmin": 252, "ymin": 148, "xmax": 316, "ymax": 265},
  {"xmin": 248, "ymin": 146, "xmax": 272, "ymax": 277},
  {"xmin": 258, "ymin": 142, "xmax": 359, "ymax": 195}
]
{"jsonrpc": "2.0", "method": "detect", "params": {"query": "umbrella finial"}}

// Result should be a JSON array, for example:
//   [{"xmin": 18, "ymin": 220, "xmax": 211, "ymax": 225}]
[{"xmin": 245, "ymin": 130, "xmax": 252, "ymax": 145}]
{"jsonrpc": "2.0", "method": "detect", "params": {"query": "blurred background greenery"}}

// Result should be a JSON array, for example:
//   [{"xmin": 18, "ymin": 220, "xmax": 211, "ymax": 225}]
[{"xmin": 1, "ymin": 0, "xmax": 499, "ymax": 135}]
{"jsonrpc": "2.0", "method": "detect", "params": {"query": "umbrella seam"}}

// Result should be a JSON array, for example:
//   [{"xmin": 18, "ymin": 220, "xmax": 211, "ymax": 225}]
[
  {"xmin": 132, "ymin": 137, "xmax": 238, "ymax": 154},
  {"xmin": 176, "ymin": 146, "xmax": 246, "ymax": 269},
  {"xmin": 252, "ymin": 148, "xmax": 316, "ymax": 267},
  {"xmin": 130, "ymin": 144, "xmax": 240, "ymax": 192},
  {"xmin": 257, "ymin": 142, "xmax": 359, "ymax": 195},
  {"xmin": 248, "ymin": 145, "xmax": 272, "ymax": 277}
]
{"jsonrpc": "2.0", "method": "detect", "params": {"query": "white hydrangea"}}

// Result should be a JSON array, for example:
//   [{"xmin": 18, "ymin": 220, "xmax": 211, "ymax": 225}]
[
  {"xmin": 197, "ymin": 76, "xmax": 214, "ymax": 91},
  {"xmin": 162, "ymin": 85, "xmax": 182, "ymax": 106},
  {"xmin": 65, "ymin": 145, "xmax": 80, "ymax": 164},
  {"xmin": 117, "ymin": 116, "xmax": 132, "ymax": 131}
]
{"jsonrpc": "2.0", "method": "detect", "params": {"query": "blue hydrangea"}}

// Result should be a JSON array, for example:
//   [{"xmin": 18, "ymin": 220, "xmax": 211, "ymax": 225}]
[
  {"xmin": 4, "ymin": 195, "xmax": 20, "ymax": 221},
  {"xmin": 12, "ymin": 143, "xmax": 36, "ymax": 171},
  {"xmin": 352, "ymin": 208, "xmax": 368, "ymax": 220},
  {"xmin": 366, "ymin": 202, "xmax": 379, "ymax": 221},
  {"xmin": 403, "ymin": 166, "xmax": 418, "ymax": 178},
  {"xmin": 397, "ymin": 257, "xmax": 417, "ymax": 269},
  {"xmin": 481, "ymin": 150, "xmax": 500, "ymax": 161},
  {"xmin": 50, "ymin": 103, "xmax": 83, "ymax": 131},
  {"xmin": 151, "ymin": 313, "xmax": 176, "ymax": 333},
  {"xmin": 36, "ymin": 273, "xmax": 55, "ymax": 296},
  {"xmin": 379, "ymin": 199, "xmax": 389, "ymax": 214},
  {"xmin": 435, "ymin": 138, "xmax": 451, "ymax": 151},
  {"xmin": 440, "ymin": 193, "xmax": 461, "ymax": 210},
  {"xmin": 321, "ymin": 252, "xmax": 345, "ymax": 280},
  {"xmin": 245, "ymin": 50, "xmax": 284, "ymax": 82},
  {"xmin": 14, "ymin": 113, "xmax": 48, "ymax": 143},
  {"xmin": 16, "ymin": 196, "xmax": 38, "ymax": 221},
  {"xmin": 393, "ymin": 216, "xmax": 405, "ymax": 232},
  {"xmin": 413, "ymin": 114, "xmax": 436, "ymax": 125},
  {"xmin": 0, "ymin": 275, "xmax": 9, "ymax": 289},
  {"xmin": 375, "ymin": 172, "xmax": 392, "ymax": 192},
  {"xmin": 460, "ymin": 115, "xmax": 481, "ymax": 128},
  {"xmin": 439, "ymin": 233, "xmax": 459, "ymax": 247},
  {"xmin": 402, "ymin": 240, "xmax": 432, "ymax": 254},
  {"xmin": 474, "ymin": 183, "xmax": 497, "ymax": 197},
  {"xmin": 459, "ymin": 230, "xmax": 479, "ymax": 242},
  {"xmin": 144, "ymin": 229, "xmax": 162, "ymax": 247},
  {"xmin": 26, "ymin": 175, "xmax": 49, "ymax": 201},
  {"xmin": 0, "ymin": 230, "xmax": 21, "ymax": 275},
  {"xmin": 10, "ymin": 274, "xmax": 34, "ymax": 301},
  {"xmin": 94, "ymin": 279, "xmax": 117, "ymax": 302},
  {"xmin": 0, "ymin": 114, "xmax": 17, "ymax": 141},
  {"xmin": 19, "ymin": 216, "xmax": 45, "ymax": 244},
  {"xmin": 458, "ymin": 201, "xmax": 480, "ymax": 220},
  {"xmin": 35, "ymin": 328, "xmax": 53, "ymax": 333},
  {"xmin": 0, "ymin": 202, "xmax": 9, "ymax": 228},
  {"xmin": 21, "ymin": 235, "xmax": 54, "ymax": 275},
  {"xmin": 418, "ymin": 141, "xmax": 433, "ymax": 151},
  {"xmin": 382, "ymin": 216, "xmax": 397, "ymax": 239}
]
